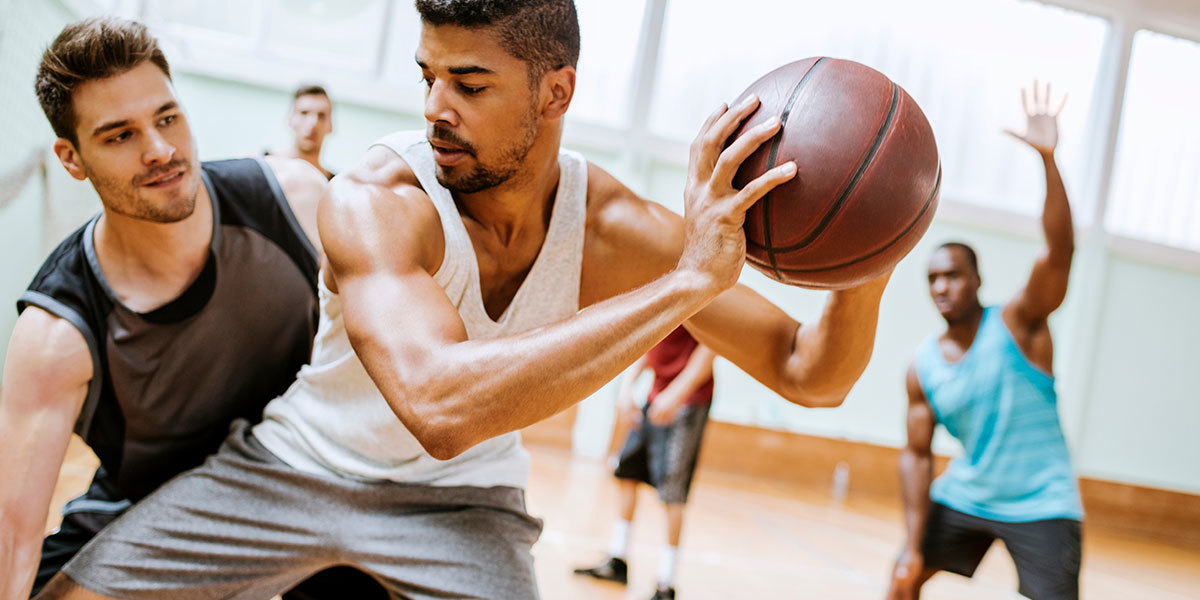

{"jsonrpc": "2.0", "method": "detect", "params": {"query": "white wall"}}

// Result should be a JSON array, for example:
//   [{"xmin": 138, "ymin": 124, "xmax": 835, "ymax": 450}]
[{"xmin": 1, "ymin": 0, "xmax": 1197, "ymax": 495}]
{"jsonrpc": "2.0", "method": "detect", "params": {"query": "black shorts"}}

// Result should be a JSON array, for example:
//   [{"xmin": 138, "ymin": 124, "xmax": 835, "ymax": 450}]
[
  {"xmin": 613, "ymin": 403, "xmax": 710, "ymax": 504},
  {"xmin": 922, "ymin": 502, "xmax": 1082, "ymax": 600}
]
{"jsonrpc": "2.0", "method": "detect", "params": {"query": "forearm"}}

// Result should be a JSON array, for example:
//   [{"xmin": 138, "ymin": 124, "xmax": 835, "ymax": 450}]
[
  {"xmin": 374, "ymin": 270, "xmax": 717, "ymax": 458},
  {"xmin": 1040, "ymin": 153, "xmax": 1074, "ymax": 261},
  {"xmin": 898, "ymin": 448, "xmax": 933, "ymax": 552},
  {"xmin": 0, "ymin": 522, "xmax": 41, "ymax": 600},
  {"xmin": 784, "ymin": 273, "xmax": 890, "ymax": 406}
]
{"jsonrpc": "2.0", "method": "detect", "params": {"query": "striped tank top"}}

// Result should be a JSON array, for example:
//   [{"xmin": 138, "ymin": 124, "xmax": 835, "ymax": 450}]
[{"xmin": 916, "ymin": 306, "xmax": 1083, "ymax": 522}]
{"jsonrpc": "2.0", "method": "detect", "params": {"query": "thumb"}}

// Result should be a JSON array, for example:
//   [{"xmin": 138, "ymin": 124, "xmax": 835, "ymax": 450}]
[{"xmin": 1003, "ymin": 128, "xmax": 1025, "ymax": 142}]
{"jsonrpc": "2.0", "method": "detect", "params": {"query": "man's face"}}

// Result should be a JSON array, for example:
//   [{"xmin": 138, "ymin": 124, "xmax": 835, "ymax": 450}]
[
  {"xmin": 416, "ymin": 23, "xmax": 542, "ymax": 194},
  {"xmin": 927, "ymin": 247, "xmax": 981, "ymax": 322},
  {"xmin": 288, "ymin": 93, "xmax": 332, "ymax": 153},
  {"xmin": 65, "ymin": 61, "xmax": 199, "ymax": 223}
]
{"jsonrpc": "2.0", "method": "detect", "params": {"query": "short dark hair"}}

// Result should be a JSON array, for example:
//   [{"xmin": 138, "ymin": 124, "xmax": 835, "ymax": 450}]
[
  {"xmin": 415, "ymin": 0, "xmax": 580, "ymax": 79},
  {"xmin": 937, "ymin": 241, "xmax": 980, "ymax": 275},
  {"xmin": 293, "ymin": 83, "xmax": 329, "ymax": 102},
  {"xmin": 35, "ymin": 17, "xmax": 172, "ymax": 145}
]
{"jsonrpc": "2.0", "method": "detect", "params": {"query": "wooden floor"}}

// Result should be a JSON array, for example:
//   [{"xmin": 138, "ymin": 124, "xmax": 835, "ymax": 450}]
[{"xmin": 48, "ymin": 438, "xmax": 1200, "ymax": 599}]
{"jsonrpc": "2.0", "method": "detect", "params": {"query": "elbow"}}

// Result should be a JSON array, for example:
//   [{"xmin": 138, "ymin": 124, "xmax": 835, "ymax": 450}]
[
  {"xmin": 404, "ymin": 410, "xmax": 474, "ymax": 461},
  {"xmin": 779, "ymin": 383, "xmax": 850, "ymax": 408},
  {"xmin": 396, "ymin": 395, "xmax": 475, "ymax": 461}
]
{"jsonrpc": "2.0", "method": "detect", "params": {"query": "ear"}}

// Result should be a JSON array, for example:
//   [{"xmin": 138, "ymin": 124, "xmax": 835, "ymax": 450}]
[
  {"xmin": 540, "ymin": 66, "xmax": 575, "ymax": 120},
  {"xmin": 52, "ymin": 138, "xmax": 88, "ymax": 181}
]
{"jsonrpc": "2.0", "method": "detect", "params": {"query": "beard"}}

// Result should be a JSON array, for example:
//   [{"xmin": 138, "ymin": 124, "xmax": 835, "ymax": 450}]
[
  {"xmin": 429, "ymin": 105, "xmax": 540, "ymax": 194},
  {"xmin": 87, "ymin": 157, "xmax": 200, "ymax": 223}
]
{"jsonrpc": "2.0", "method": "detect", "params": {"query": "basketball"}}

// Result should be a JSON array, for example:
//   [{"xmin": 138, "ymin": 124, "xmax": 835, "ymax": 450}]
[{"xmin": 731, "ymin": 57, "xmax": 941, "ymax": 289}]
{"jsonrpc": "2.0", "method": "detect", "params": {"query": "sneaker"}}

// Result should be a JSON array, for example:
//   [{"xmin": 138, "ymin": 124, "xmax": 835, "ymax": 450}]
[
  {"xmin": 650, "ymin": 587, "xmax": 676, "ymax": 600},
  {"xmin": 572, "ymin": 556, "xmax": 629, "ymax": 585}
]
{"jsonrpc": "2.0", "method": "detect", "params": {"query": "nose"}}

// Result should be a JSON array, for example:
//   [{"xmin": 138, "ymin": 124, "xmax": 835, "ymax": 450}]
[
  {"xmin": 423, "ymin": 80, "xmax": 458, "ymax": 127},
  {"xmin": 930, "ymin": 276, "xmax": 948, "ymax": 296},
  {"xmin": 142, "ymin": 128, "xmax": 176, "ymax": 166}
]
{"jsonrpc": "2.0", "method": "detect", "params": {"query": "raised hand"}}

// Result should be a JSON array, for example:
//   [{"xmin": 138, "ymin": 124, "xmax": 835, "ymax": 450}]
[
  {"xmin": 676, "ymin": 95, "xmax": 796, "ymax": 295},
  {"xmin": 1005, "ymin": 80, "xmax": 1065, "ymax": 156}
]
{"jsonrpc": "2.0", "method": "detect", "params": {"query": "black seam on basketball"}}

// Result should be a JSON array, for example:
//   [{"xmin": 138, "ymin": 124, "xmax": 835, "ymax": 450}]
[
  {"xmin": 761, "ymin": 57, "xmax": 827, "ymax": 279},
  {"xmin": 771, "ymin": 81, "xmax": 900, "ymax": 254},
  {"xmin": 772, "ymin": 162, "xmax": 941, "ymax": 274}
]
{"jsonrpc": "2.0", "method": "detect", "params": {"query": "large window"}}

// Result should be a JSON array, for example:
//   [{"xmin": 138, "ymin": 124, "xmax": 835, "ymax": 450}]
[
  {"xmin": 649, "ymin": 0, "xmax": 1109, "ymax": 219},
  {"xmin": 1106, "ymin": 30, "xmax": 1200, "ymax": 252}
]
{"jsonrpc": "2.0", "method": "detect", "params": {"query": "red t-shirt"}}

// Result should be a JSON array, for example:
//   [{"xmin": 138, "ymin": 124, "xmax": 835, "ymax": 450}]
[{"xmin": 645, "ymin": 326, "xmax": 714, "ymax": 407}]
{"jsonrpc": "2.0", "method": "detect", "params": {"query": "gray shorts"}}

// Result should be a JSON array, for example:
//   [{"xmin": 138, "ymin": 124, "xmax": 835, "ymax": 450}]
[{"xmin": 60, "ymin": 420, "xmax": 543, "ymax": 600}]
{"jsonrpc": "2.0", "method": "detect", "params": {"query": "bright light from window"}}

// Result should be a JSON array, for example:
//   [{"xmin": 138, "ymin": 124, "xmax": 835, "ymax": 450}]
[
  {"xmin": 650, "ymin": 0, "xmax": 1108, "ymax": 219},
  {"xmin": 572, "ymin": 0, "xmax": 646, "ymax": 127},
  {"xmin": 1106, "ymin": 30, "xmax": 1200, "ymax": 251}
]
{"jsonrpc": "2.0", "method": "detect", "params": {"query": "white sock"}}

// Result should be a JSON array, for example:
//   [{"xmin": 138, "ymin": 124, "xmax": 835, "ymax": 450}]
[
  {"xmin": 657, "ymin": 545, "xmax": 679, "ymax": 589},
  {"xmin": 607, "ymin": 519, "xmax": 632, "ymax": 559}
]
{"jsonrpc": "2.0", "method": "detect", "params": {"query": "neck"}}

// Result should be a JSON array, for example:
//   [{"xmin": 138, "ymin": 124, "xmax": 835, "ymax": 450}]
[
  {"xmin": 944, "ymin": 302, "xmax": 985, "ymax": 343},
  {"xmin": 94, "ymin": 184, "xmax": 213, "ymax": 285},
  {"xmin": 455, "ymin": 130, "xmax": 563, "ymax": 246}
]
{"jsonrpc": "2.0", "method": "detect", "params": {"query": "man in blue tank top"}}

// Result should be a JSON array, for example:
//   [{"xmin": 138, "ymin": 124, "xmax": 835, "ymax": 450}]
[{"xmin": 887, "ymin": 82, "xmax": 1082, "ymax": 600}]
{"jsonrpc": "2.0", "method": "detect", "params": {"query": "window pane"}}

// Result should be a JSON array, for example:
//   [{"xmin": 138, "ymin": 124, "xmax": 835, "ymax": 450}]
[
  {"xmin": 143, "ymin": 0, "xmax": 263, "ymax": 40},
  {"xmin": 261, "ymin": 0, "xmax": 388, "ymax": 73},
  {"xmin": 649, "ymin": 0, "xmax": 1108, "ymax": 219},
  {"xmin": 1106, "ymin": 30, "xmax": 1200, "ymax": 251},
  {"xmin": 572, "ymin": 0, "xmax": 646, "ymax": 127}
]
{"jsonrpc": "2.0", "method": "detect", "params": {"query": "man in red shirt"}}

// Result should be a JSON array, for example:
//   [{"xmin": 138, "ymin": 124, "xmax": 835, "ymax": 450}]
[{"xmin": 574, "ymin": 326, "xmax": 716, "ymax": 600}]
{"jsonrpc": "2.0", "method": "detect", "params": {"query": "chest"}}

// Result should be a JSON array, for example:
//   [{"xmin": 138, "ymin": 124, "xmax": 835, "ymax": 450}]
[{"xmin": 465, "ymin": 225, "xmax": 548, "ymax": 321}]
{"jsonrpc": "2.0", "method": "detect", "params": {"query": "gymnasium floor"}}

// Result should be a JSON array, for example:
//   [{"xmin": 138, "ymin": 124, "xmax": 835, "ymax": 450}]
[{"xmin": 48, "ymin": 438, "xmax": 1200, "ymax": 599}]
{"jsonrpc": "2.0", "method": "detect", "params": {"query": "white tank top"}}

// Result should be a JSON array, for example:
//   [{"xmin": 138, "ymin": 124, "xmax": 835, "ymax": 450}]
[{"xmin": 253, "ymin": 131, "xmax": 588, "ymax": 488}]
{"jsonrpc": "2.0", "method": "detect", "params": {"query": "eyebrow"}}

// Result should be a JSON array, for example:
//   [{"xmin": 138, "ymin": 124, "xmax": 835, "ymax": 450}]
[
  {"xmin": 91, "ymin": 101, "xmax": 179, "ymax": 138},
  {"xmin": 414, "ymin": 58, "xmax": 494, "ymax": 76}
]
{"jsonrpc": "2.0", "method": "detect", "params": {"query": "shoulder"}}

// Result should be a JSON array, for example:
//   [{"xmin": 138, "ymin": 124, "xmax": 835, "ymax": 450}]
[
  {"xmin": 263, "ymin": 155, "xmax": 328, "ymax": 200},
  {"xmin": 584, "ymin": 162, "xmax": 682, "ymax": 259},
  {"xmin": 319, "ymin": 146, "xmax": 445, "ymax": 277},
  {"xmin": 7, "ymin": 305, "xmax": 93, "ymax": 395}
]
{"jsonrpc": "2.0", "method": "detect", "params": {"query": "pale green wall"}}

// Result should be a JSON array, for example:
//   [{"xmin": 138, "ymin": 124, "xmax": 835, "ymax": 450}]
[
  {"xmin": 0, "ymin": 0, "xmax": 79, "ymax": 375},
  {"xmin": 1, "ymin": 0, "xmax": 1196, "ymax": 495}
]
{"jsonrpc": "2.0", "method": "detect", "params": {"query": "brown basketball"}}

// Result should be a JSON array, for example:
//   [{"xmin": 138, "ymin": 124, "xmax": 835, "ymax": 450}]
[{"xmin": 732, "ymin": 57, "xmax": 941, "ymax": 289}]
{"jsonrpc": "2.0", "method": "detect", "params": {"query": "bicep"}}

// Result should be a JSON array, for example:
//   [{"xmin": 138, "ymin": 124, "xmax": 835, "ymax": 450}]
[
  {"xmin": 1011, "ymin": 250, "xmax": 1071, "ymax": 325},
  {"xmin": 0, "ymin": 308, "xmax": 91, "ymax": 517},
  {"xmin": 320, "ymin": 181, "xmax": 468, "ymax": 394},
  {"xmin": 684, "ymin": 284, "xmax": 799, "ymax": 391}
]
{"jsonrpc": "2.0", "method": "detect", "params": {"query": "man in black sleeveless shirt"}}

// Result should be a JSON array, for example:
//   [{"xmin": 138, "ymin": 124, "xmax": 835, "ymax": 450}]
[{"xmin": 0, "ymin": 18, "xmax": 381, "ymax": 599}]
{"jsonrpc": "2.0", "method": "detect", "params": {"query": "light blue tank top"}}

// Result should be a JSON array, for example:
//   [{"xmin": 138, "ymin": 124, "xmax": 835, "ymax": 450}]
[{"xmin": 916, "ymin": 306, "xmax": 1083, "ymax": 522}]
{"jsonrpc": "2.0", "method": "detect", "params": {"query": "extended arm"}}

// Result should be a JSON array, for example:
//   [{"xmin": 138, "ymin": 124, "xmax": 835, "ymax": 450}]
[
  {"xmin": 887, "ymin": 362, "xmax": 936, "ymax": 599},
  {"xmin": 327, "ymin": 98, "xmax": 795, "ymax": 460},
  {"xmin": 0, "ymin": 308, "xmax": 91, "ymax": 600},
  {"xmin": 1005, "ymin": 82, "xmax": 1074, "ymax": 326}
]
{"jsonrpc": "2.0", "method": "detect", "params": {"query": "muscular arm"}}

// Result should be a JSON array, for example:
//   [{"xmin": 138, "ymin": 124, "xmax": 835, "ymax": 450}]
[
  {"xmin": 586, "ymin": 182, "xmax": 891, "ymax": 409},
  {"xmin": 1005, "ymin": 84, "xmax": 1074, "ymax": 329},
  {"xmin": 899, "ymin": 363, "xmax": 935, "ymax": 555},
  {"xmin": 1010, "ymin": 153, "xmax": 1073, "ymax": 326},
  {"xmin": 0, "ymin": 308, "xmax": 91, "ymax": 600},
  {"xmin": 326, "ymin": 100, "xmax": 794, "ymax": 460}
]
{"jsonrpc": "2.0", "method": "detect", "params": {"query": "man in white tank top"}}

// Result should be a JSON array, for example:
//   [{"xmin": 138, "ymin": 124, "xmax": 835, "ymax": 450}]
[{"xmin": 40, "ymin": 3, "xmax": 896, "ymax": 599}]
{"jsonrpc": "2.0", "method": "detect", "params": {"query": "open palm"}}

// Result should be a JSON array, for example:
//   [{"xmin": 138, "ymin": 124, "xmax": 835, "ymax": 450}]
[{"xmin": 1005, "ymin": 80, "xmax": 1065, "ymax": 155}]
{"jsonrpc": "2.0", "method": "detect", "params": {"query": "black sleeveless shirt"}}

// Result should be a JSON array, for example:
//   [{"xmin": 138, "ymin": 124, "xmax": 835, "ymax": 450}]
[{"xmin": 17, "ymin": 158, "xmax": 319, "ymax": 504}]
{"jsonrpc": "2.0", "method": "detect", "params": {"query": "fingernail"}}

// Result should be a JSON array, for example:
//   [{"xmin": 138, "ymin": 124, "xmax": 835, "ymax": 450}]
[
  {"xmin": 742, "ymin": 94, "xmax": 758, "ymax": 107},
  {"xmin": 784, "ymin": 162, "xmax": 797, "ymax": 175}
]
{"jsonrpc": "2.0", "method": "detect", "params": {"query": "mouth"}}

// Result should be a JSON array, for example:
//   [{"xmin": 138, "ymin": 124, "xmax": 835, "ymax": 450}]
[
  {"xmin": 142, "ymin": 167, "xmax": 186, "ymax": 188},
  {"xmin": 429, "ymin": 139, "xmax": 471, "ymax": 166}
]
